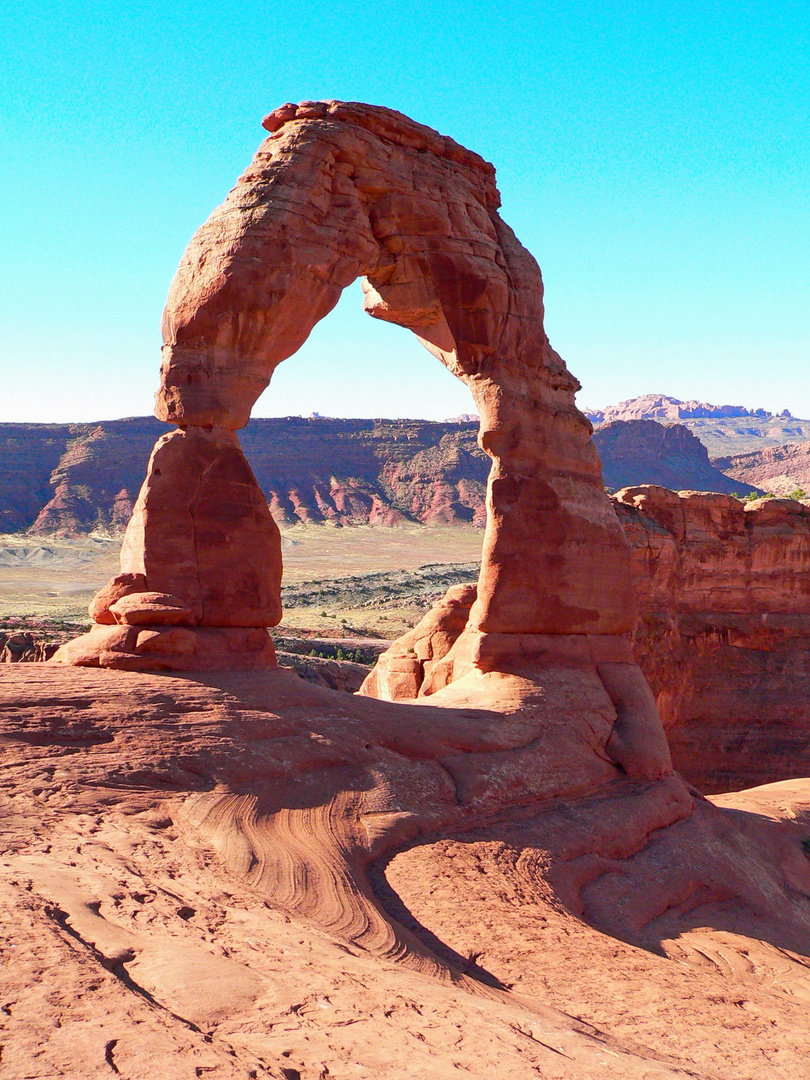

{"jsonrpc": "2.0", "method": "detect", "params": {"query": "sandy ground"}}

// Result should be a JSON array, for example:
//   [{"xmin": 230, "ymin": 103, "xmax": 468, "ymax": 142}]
[{"xmin": 0, "ymin": 526, "xmax": 484, "ymax": 636}]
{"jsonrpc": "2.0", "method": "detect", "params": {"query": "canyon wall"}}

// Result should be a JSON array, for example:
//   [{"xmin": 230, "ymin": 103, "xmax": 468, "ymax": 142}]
[
  {"xmin": 715, "ymin": 439, "xmax": 810, "ymax": 497},
  {"xmin": 594, "ymin": 419, "xmax": 747, "ymax": 495},
  {"xmin": 365, "ymin": 488, "xmax": 810, "ymax": 793},
  {"xmin": 616, "ymin": 488, "xmax": 810, "ymax": 792},
  {"xmin": 1, "ymin": 418, "xmax": 486, "ymax": 534},
  {"xmin": 2, "ymin": 416, "xmax": 757, "ymax": 535}
]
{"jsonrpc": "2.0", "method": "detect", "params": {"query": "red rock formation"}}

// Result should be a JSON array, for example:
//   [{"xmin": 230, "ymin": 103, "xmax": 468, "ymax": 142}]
[
  {"xmin": 1, "ymin": 417, "xmax": 489, "ymax": 534},
  {"xmin": 151, "ymin": 100, "xmax": 631, "ymax": 641},
  {"xmin": 15, "ymin": 413, "xmax": 801, "ymax": 534},
  {"xmin": 0, "ymin": 422, "xmax": 74, "ymax": 532},
  {"xmin": 5, "ymin": 664, "xmax": 810, "ymax": 1077},
  {"xmin": 57, "ymin": 99, "xmax": 659, "ymax": 767},
  {"xmin": 715, "ymin": 438, "xmax": 810, "ymax": 496},
  {"xmin": 585, "ymin": 393, "xmax": 783, "ymax": 424},
  {"xmin": 55, "ymin": 427, "xmax": 281, "ymax": 670},
  {"xmin": 583, "ymin": 395, "xmax": 810, "ymax": 456},
  {"xmin": 614, "ymin": 487, "xmax": 810, "ymax": 792},
  {"xmin": 28, "ymin": 419, "xmax": 163, "ymax": 535},
  {"xmin": 592, "ymin": 418, "xmax": 753, "ymax": 495},
  {"xmin": 13, "ymin": 104, "xmax": 810, "ymax": 1078},
  {"xmin": 361, "ymin": 583, "xmax": 477, "ymax": 701},
  {"xmin": 371, "ymin": 488, "xmax": 810, "ymax": 792}
]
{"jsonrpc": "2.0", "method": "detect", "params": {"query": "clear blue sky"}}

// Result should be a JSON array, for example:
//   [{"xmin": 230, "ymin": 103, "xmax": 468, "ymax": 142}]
[{"xmin": 2, "ymin": 0, "xmax": 808, "ymax": 423}]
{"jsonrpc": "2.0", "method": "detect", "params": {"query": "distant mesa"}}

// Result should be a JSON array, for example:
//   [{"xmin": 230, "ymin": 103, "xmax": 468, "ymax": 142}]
[
  {"xmin": 2, "ymin": 410, "xmax": 796, "ymax": 538},
  {"xmin": 582, "ymin": 392, "xmax": 795, "ymax": 425}
]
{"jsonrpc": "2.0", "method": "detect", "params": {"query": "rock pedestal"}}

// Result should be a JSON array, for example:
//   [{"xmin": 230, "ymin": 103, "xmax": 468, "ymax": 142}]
[{"xmin": 54, "ymin": 428, "xmax": 281, "ymax": 670}]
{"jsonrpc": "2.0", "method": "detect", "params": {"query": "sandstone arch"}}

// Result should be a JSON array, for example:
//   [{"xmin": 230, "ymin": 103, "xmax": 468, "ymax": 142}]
[
  {"xmin": 153, "ymin": 99, "xmax": 631, "ymax": 640},
  {"xmin": 55, "ymin": 100, "xmax": 669, "ymax": 778}
]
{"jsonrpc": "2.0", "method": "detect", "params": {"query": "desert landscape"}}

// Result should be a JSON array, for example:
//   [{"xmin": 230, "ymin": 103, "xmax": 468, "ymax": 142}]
[{"xmin": 2, "ymin": 98, "xmax": 810, "ymax": 1080}]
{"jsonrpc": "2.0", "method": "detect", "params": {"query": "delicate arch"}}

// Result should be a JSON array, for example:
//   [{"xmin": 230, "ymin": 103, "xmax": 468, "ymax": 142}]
[
  {"xmin": 157, "ymin": 100, "xmax": 632, "ymax": 639},
  {"xmin": 56, "ymin": 100, "xmax": 659, "ymax": 727}
]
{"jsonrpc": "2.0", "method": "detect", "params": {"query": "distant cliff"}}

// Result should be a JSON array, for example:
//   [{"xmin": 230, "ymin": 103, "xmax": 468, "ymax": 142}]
[
  {"xmin": 594, "ymin": 420, "xmax": 748, "ymax": 495},
  {"xmin": 1, "ymin": 417, "xmax": 489, "ymax": 535},
  {"xmin": 583, "ymin": 392, "xmax": 794, "ymax": 424},
  {"xmin": 0, "ymin": 414, "xmax": 769, "ymax": 536},
  {"xmin": 714, "ymin": 440, "xmax": 810, "ymax": 497},
  {"xmin": 583, "ymin": 394, "xmax": 810, "ymax": 457}
]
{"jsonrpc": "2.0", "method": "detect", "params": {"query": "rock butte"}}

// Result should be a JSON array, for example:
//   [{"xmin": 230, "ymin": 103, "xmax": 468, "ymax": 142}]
[{"xmin": 2, "ymin": 103, "xmax": 806, "ymax": 1077}]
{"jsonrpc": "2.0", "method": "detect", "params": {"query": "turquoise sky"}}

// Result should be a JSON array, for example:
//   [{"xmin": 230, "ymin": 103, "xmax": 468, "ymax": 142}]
[{"xmin": 2, "ymin": 0, "xmax": 808, "ymax": 423}]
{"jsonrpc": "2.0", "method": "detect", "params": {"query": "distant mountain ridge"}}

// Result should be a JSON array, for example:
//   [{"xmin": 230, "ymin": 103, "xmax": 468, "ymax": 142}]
[
  {"xmin": 582, "ymin": 394, "xmax": 810, "ymax": 457},
  {"xmin": 582, "ymin": 393, "xmax": 795, "ymax": 425},
  {"xmin": 0, "ymin": 417, "xmax": 490, "ymax": 536}
]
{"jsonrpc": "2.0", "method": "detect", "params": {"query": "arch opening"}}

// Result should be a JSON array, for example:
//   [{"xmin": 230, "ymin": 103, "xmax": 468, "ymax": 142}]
[
  {"xmin": 251, "ymin": 279, "xmax": 478, "ymax": 424},
  {"xmin": 55, "ymin": 100, "xmax": 660, "ymax": 758}
]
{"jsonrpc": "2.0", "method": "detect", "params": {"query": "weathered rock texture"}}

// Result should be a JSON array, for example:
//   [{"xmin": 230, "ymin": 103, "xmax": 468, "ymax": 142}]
[
  {"xmin": 594, "ymin": 419, "xmax": 753, "ymax": 495},
  {"xmin": 715, "ymin": 438, "xmax": 810, "ymax": 497},
  {"xmin": 0, "ymin": 422, "xmax": 74, "ymax": 533},
  {"xmin": 584, "ymin": 393, "xmax": 792, "ymax": 424},
  {"xmin": 57, "ymin": 101, "xmax": 652, "ymax": 709},
  {"xmin": 615, "ymin": 487, "xmax": 810, "ymax": 792},
  {"xmin": 54, "ymin": 427, "xmax": 282, "ymax": 671},
  {"xmin": 3, "ymin": 417, "xmax": 489, "ymax": 534},
  {"xmin": 583, "ymin": 395, "xmax": 810, "ymax": 457},
  {"xmin": 5, "ymin": 665, "xmax": 810, "ymax": 1078},
  {"xmin": 249, "ymin": 418, "xmax": 488, "ymax": 526},
  {"xmin": 12, "ymin": 414, "xmax": 805, "ymax": 534},
  {"xmin": 156, "ymin": 100, "xmax": 631, "ymax": 640},
  {"xmin": 369, "ymin": 488, "xmax": 810, "ymax": 792}
]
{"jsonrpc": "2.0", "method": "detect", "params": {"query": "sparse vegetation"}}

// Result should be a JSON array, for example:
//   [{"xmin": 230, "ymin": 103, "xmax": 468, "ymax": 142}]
[{"xmin": 281, "ymin": 562, "xmax": 478, "ymax": 611}]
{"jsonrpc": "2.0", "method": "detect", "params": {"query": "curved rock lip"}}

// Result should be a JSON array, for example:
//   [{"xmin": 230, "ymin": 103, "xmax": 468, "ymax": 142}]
[
  {"xmin": 108, "ymin": 592, "xmax": 197, "ymax": 626},
  {"xmin": 51, "ymin": 624, "xmax": 277, "ymax": 671},
  {"xmin": 259, "ymin": 99, "xmax": 499, "ymax": 200}
]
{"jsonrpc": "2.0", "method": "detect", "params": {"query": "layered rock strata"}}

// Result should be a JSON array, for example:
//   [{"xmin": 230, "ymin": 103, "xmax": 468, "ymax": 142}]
[
  {"xmin": 715, "ymin": 438, "xmax": 810, "ymax": 497},
  {"xmin": 615, "ymin": 487, "xmax": 810, "ymax": 791},
  {"xmin": 593, "ymin": 419, "xmax": 751, "ymax": 495}
]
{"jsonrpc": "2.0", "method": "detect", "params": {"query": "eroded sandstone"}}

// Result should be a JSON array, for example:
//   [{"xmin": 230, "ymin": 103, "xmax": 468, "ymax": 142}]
[
  {"xmin": 57, "ymin": 99, "xmax": 638, "ymax": 675},
  {"xmin": 9, "ymin": 101, "xmax": 810, "ymax": 1078},
  {"xmin": 368, "ymin": 488, "xmax": 810, "ymax": 792},
  {"xmin": 4, "ymin": 665, "xmax": 810, "ymax": 1078}
]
